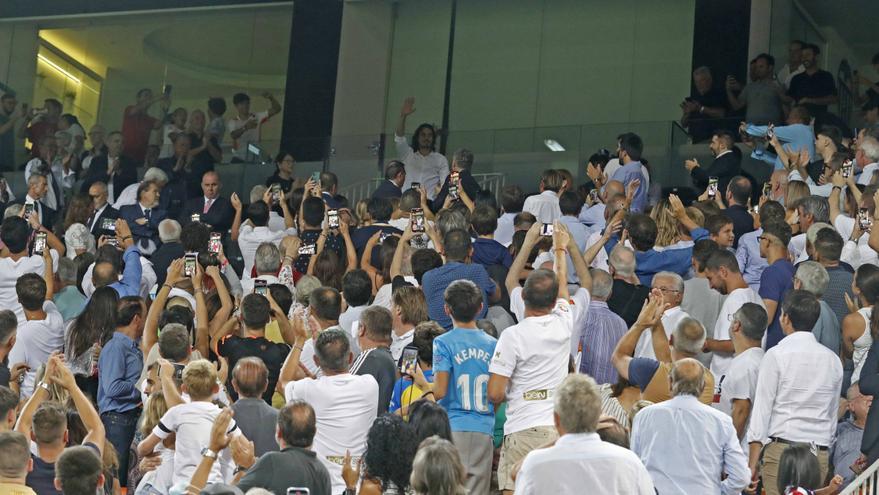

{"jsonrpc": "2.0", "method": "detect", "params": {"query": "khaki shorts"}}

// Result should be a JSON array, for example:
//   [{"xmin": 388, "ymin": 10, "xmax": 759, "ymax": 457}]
[
  {"xmin": 496, "ymin": 426, "xmax": 558, "ymax": 491},
  {"xmin": 761, "ymin": 440, "xmax": 829, "ymax": 495}
]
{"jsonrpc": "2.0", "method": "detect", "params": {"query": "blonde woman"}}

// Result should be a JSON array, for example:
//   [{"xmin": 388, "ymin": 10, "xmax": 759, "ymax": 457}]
[
  {"xmin": 135, "ymin": 392, "xmax": 174, "ymax": 495},
  {"xmin": 649, "ymin": 199, "xmax": 681, "ymax": 248}
]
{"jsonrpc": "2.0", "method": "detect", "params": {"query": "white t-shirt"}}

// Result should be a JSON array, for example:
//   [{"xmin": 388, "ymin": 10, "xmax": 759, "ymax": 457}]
[
  {"xmin": 81, "ymin": 256, "xmax": 157, "ymax": 300},
  {"xmin": 372, "ymin": 275, "xmax": 419, "ymax": 310},
  {"xmin": 509, "ymin": 286, "xmax": 590, "ymax": 329},
  {"xmin": 634, "ymin": 306, "xmax": 689, "ymax": 360},
  {"xmin": 9, "ymin": 300, "xmax": 65, "ymax": 397},
  {"xmin": 237, "ymin": 224, "xmax": 296, "ymax": 280},
  {"xmin": 153, "ymin": 401, "xmax": 239, "ymax": 486},
  {"xmin": 228, "ymin": 111, "xmax": 270, "ymax": 161},
  {"xmin": 0, "ymin": 250, "xmax": 59, "ymax": 323},
  {"xmin": 284, "ymin": 373, "xmax": 379, "ymax": 495},
  {"xmin": 834, "ymin": 215, "xmax": 879, "ymax": 267},
  {"xmin": 489, "ymin": 296, "xmax": 575, "ymax": 435},
  {"xmin": 158, "ymin": 124, "xmax": 184, "ymax": 159},
  {"xmin": 523, "ymin": 190, "xmax": 562, "ymax": 224},
  {"xmin": 710, "ymin": 288, "xmax": 764, "ymax": 385},
  {"xmin": 717, "ymin": 346, "xmax": 764, "ymax": 413}
]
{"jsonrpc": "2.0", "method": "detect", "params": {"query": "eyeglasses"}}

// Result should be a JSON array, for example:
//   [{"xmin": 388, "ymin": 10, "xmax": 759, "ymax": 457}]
[{"xmin": 654, "ymin": 287, "xmax": 681, "ymax": 294}]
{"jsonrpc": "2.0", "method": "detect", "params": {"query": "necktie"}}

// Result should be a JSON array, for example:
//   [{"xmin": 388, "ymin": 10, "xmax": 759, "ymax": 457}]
[
  {"xmin": 203, "ymin": 199, "xmax": 212, "ymax": 214},
  {"xmin": 144, "ymin": 208, "xmax": 151, "ymax": 223},
  {"xmin": 86, "ymin": 211, "xmax": 97, "ymax": 231}
]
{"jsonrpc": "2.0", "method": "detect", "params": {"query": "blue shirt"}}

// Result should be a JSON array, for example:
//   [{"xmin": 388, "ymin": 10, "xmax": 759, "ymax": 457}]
[
  {"xmin": 97, "ymin": 331, "xmax": 143, "ymax": 413},
  {"xmin": 422, "ymin": 262, "xmax": 496, "ymax": 329},
  {"xmin": 472, "ymin": 238, "xmax": 512, "ymax": 269},
  {"xmin": 578, "ymin": 301, "xmax": 628, "ymax": 384},
  {"xmin": 433, "ymin": 327, "xmax": 498, "ymax": 435},
  {"xmin": 606, "ymin": 227, "xmax": 709, "ymax": 286},
  {"xmin": 109, "ymin": 245, "xmax": 142, "ymax": 298},
  {"xmin": 759, "ymin": 259, "xmax": 796, "ymax": 349},
  {"xmin": 609, "ymin": 161, "xmax": 648, "ymax": 212},
  {"xmin": 389, "ymin": 369, "xmax": 434, "ymax": 413},
  {"xmin": 745, "ymin": 123, "xmax": 816, "ymax": 171},
  {"xmin": 736, "ymin": 228, "xmax": 768, "ymax": 292}
]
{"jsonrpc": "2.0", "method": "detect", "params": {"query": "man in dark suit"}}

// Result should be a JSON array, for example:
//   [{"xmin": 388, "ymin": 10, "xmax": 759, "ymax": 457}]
[
  {"xmin": 721, "ymin": 176, "xmax": 756, "ymax": 249},
  {"xmin": 151, "ymin": 219, "xmax": 185, "ymax": 287},
  {"xmin": 431, "ymin": 148, "xmax": 481, "ymax": 213},
  {"xmin": 155, "ymin": 133, "xmax": 194, "ymax": 218},
  {"xmin": 178, "ymin": 171, "xmax": 235, "ymax": 233},
  {"xmin": 119, "ymin": 180, "xmax": 167, "ymax": 254},
  {"xmin": 85, "ymin": 181, "xmax": 119, "ymax": 240},
  {"xmin": 372, "ymin": 161, "xmax": 405, "ymax": 200},
  {"xmin": 79, "ymin": 131, "xmax": 138, "ymax": 205},
  {"xmin": 14, "ymin": 173, "xmax": 57, "ymax": 229},
  {"xmin": 685, "ymin": 129, "xmax": 741, "ymax": 198}
]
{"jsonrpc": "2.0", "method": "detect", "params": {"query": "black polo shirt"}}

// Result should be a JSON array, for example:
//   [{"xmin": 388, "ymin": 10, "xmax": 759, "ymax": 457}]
[
  {"xmin": 236, "ymin": 446, "xmax": 332, "ymax": 495},
  {"xmin": 687, "ymin": 87, "xmax": 729, "ymax": 142},
  {"xmin": 217, "ymin": 334, "xmax": 290, "ymax": 404},
  {"xmin": 788, "ymin": 69, "xmax": 837, "ymax": 114}
]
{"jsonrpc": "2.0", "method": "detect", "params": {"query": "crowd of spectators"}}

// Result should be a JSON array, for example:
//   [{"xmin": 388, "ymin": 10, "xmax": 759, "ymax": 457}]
[{"xmin": 0, "ymin": 45, "xmax": 875, "ymax": 495}]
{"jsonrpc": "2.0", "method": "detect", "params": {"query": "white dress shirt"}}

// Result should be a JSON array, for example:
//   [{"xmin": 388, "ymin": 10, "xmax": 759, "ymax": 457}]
[
  {"xmin": 858, "ymin": 162, "xmax": 879, "ymax": 185},
  {"xmin": 748, "ymin": 331, "xmax": 842, "ymax": 447},
  {"xmin": 559, "ymin": 215, "xmax": 590, "ymax": 284},
  {"xmin": 25, "ymin": 157, "xmax": 73, "ymax": 210},
  {"xmin": 113, "ymin": 182, "xmax": 139, "ymax": 209},
  {"xmin": 634, "ymin": 305, "xmax": 689, "ymax": 359},
  {"xmin": 632, "ymin": 394, "xmax": 750, "ymax": 495},
  {"xmin": 339, "ymin": 305, "xmax": 368, "ymax": 357},
  {"xmin": 390, "ymin": 327, "xmax": 414, "ymax": 362},
  {"xmin": 81, "ymin": 257, "xmax": 157, "ymax": 301},
  {"xmin": 394, "ymin": 135, "xmax": 449, "ymax": 200},
  {"xmin": 523, "ymin": 190, "xmax": 562, "ymax": 224},
  {"xmin": 516, "ymin": 432, "xmax": 655, "ymax": 495},
  {"xmin": 494, "ymin": 212, "xmax": 517, "ymax": 247},
  {"xmin": 582, "ymin": 231, "xmax": 610, "ymax": 271}
]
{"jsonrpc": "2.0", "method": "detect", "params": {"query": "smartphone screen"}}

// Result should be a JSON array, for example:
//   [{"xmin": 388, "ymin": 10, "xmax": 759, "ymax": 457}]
[
  {"xmin": 327, "ymin": 209, "xmax": 340, "ymax": 229},
  {"xmin": 450, "ymin": 171, "xmax": 460, "ymax": 184},
  {"xmin": 707, "ymin": 177, "xmax": 719, "ymax": 198},
  {"xmin": 209, "ymin": 233, "xmax": 221, "ymax": 254},
  {"xmin": 101, "ymin": 217, "xmax": 116, "ymax": 231},
  {"xmin": 23, "ymin": 203, "xmax": 34, "ymax": 219},
  {"xmin": 33, "ymin": 232, "xmax": 47, "ymax": 255},
  {"xmin": 253, "ymin": 278, "xmax": 268, "ymax": 295},
  {"xmin": 399, "ymin": 346, "xmax": 419, "ymax": 375},
  {"xmin": 163, "ymin": 84, "xmax": 173, "ymax": 97},
  {"xmin": 762, "ymin": 183, "xmax": 771, "ymax": 197},
  {"xmin": 311, "ymin": 171, "xmax": 321, "ymax": 184},
  {"xmin": 270, "ymin": 183, "xmax": 281, "ymax": 202},
  {"xmin": 190, "ymin": 213, "xmax": 201, "ymax": 223},
  {"xmin": 589, "ymin": 189, "xmax": 600, "ymax": 203},
  {"xmin": 184, "ymin": 252, "xmax": 197, "ymax": 277},
  {"xmin": 287, "ymin": 488, "xmax": 311, "ymax": 495},
  {"xmin": 843, "ymin": 160, "xmax": 853, "ymax": 179},
  {"xmin": 859, "ymin": 208, "xmax": 872, "ymax": 231},
  {"xmin": 410, "ymin": 208, "xmax": 425, "ymax": 232},
  {"xmin": 410, "ymin": 182, "xmax": 421, "ymax": 190},
  {"xmin": 540, "ymin": 223, "xmax": 554, "ymax": 237}
]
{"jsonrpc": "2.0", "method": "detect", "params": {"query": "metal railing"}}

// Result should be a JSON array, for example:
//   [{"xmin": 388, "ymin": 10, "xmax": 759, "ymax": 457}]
[
  {"xmin": 339, "ymin": 172, "xmax": 506, "ymax": 205},
  {"xmin": 841, "ymin": 458, "xmax": 879, "ymax": 495}
]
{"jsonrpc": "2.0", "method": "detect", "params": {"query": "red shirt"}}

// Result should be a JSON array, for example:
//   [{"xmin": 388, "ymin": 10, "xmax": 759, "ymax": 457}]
[
  {"xmin": 26, "ymin": 120, "xmax": 57, "ymax": 157},
  {"xmin": 121, "ymin": 105, "xmax": 157, "ymax": 163}
]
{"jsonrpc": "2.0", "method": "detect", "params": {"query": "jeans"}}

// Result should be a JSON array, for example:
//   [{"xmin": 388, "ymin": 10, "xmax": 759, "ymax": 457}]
[{"xmin": 102, "ymin": 409, "xmax": 141, "ymax": 487}]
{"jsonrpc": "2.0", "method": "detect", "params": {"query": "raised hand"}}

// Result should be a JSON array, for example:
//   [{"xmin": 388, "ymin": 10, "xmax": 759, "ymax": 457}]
[
  {"xmin": 230, "ymin": 192, "xmax": 241, "ymax": 211},
  {"xmin": 208, "ymin": 408, "xmax": 234, "ymax": 452},
  {"xmin": 400, "ymin": 97, "xmax": 416, "ymax": 116}
]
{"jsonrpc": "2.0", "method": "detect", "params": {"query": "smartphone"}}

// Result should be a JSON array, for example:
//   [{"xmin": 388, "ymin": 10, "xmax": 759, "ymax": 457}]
[
  {"xmin": 270, "ymin": 183, "xmax": 281, "ymax": 202},
  {"xmin": 766, "ymin": 123, "xmax": 775, "ymax": 141},
  {"xmin": 707, "ymin": 177, "xmax": 719, "ymax": 199},
  {"xmin": 450, "ymin": 171, "xmax": 460, "ymax": 185},
  {"xmin": 23, "ymin": 202, "xmax": 34, "ymax": 219},
  {"xmin": 751, "ymin": 204, "xmax": 759, "ymax": 214},
  {"xmin": 101, "ymin": 217, "xmax": 116, "ymax": 231},
  {"xmin": 253, "ymin": 278, "xmax": 268, "ymax": 296},
  {"xmin": 190, "ymin": 213, "xmax": 201, "ymax": 223},
  {"xmin": 287, "ymin": 488, "xmax": 310, "ymax": 495},
  {"xmin": 298, "ymin": 243, "xmax": 316, "ymax": 255},
  {"xmin": 842, "ymin": 159, "xmax": 853, "ymax": 179},
  {"xmin": 399, "ymin": 346, "xmax": 419, "ymax": 375},
  {"xmin": 107, "ymin": 237, "xmax": 119, "ymax": 248},
  {"xmin": 410, "ymin": 182, "xmax": 421, "ymax": 190},
  {"xmin": 33, "ymin": 231, "xmax": 47, "ymax": 255},
  {"xmin": 184, "ymin": 252, "xmax": 197, "ymax": 277},
  {"xmin": 859, "ymin": 208, "xmax": 872, "ymax": 231},
  {"xmin": 209, "ymin": 232, "xmax": 221, "ymax": 254},
  {"xmin": 378, "ymin": 231, "xmax": 391, "ymax": 244},
  {"xmin": 327, "ymin": 209, "xmax": 340, "ymax": 230},
  {"xmin": 311, "ymin": 171, "xmax": 321, "ymax": 184},
  {"xmin": 173, "ymin": 363, "xmax": 185, "ymax": 381},
  {"xmin": 762, "ymin": 183, "xmax": 771, "ymax": 197},
  {"xmin": 410, "ymin": 208, "xmax": 425, "ymax": 233},
  {"xmin": 247, "ymin": 143, "xmax": 262, "ymax": 157},
  {"xmin": 540, "ymin": 223, "xmax": 554, "ymax": 237},
  {"xmin": 588, "ymin": 189, "xmax": 600, "ymax": 203},
  {"xmin": 163, "ymin": 84, "xmax": 173, "ymax": 97},
  {"xmin": 448, "ymin": 183, "xmax": 459, "ymax": 199}
]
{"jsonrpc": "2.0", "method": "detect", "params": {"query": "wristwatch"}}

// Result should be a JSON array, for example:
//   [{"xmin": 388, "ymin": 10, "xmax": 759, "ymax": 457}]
[
  {"xmin": 233, "ymin": 465, "xmax": 249, "ymax": 475},
  {"xmin": 200, "ymin": 448, "xmax": 218, "ymax": 460}
]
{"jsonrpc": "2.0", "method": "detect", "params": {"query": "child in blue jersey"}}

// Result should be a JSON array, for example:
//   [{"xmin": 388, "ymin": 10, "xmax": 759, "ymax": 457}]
[{"xmin": 431, "ymin": 280, "xmax": 498, "ymax": 495}]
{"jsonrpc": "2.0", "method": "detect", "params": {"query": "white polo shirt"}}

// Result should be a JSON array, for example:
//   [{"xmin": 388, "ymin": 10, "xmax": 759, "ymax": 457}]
[
  {"xmin": 0, "ymin": 250, "xmax": 59, "ymax": 323},
  {"xmin": 285, "ymin": 373, "xmax": 379, "ymax": 495},
  {"xmin": 9, "ymin": 300, "xmax": 65, "ymax": 398},
  {"xmin": 489, "ymin": 296, "xmax": 575, "ymax": 435},
  {"xmin": 237, "ymin": 224, "xmax": 296, "ymax": 280},
  {"xmin": 634, "ymin": 305, "xmax": 690, "ymax": 360}
]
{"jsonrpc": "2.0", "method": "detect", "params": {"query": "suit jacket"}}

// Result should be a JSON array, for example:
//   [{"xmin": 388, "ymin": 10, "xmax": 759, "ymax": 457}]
[
  {"xmin": 690, "ymin": 150, "xmax": 741, "ymax": 198},
  {"xmin": 80, "ymin": 155, "xmax": 138, "ymax": 199},
  {"xmin": 12, "ymin": 198, "xmax": 57, "ymax": 230},
  {"xmin": 431, "ymin": 169, "xmax": 482, "ymax": 213},
  {"xmin": 372, "ymin": 180, "xmax": 403, "ymax": 200},
  {"xmin": 178, "ymin": 196, "xmax": 235, "ymax": 233},
  {"xmin": 724, "ymin": 204, "xmax": 756, "ymax": 250},
  {"xmin": 89, "ymin": 204, "xmax": 120, "ymax": 239},
  {"xmin": 119, "ymin": 204, "xmax": 167, "ymax": 248},
  {"xmin": 151, "ymin": 241, "xmax": 186, "ymax": 287}
]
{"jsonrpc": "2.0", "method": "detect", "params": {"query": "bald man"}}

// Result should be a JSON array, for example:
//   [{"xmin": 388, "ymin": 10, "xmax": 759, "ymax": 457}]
[
  {"xmin": 179, "ymin": 170, "xmax": 235, "ymax": 232},
  {"xmin": 631, "ymin": 358, "xmax": 750, "ymax": 494},
  {"xmin": 231, "ymin": 357, "xmax": 279, "ymax": 456},
  {"xmin": 87, "ymin": 181, "xmax": 119, "ymax": 239}
]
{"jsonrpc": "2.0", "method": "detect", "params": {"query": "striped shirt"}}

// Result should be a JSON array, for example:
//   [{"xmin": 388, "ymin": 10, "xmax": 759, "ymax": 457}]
[{"xmin": 578, "ymin": 301, "xmax": 628, "ymax": 384}]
